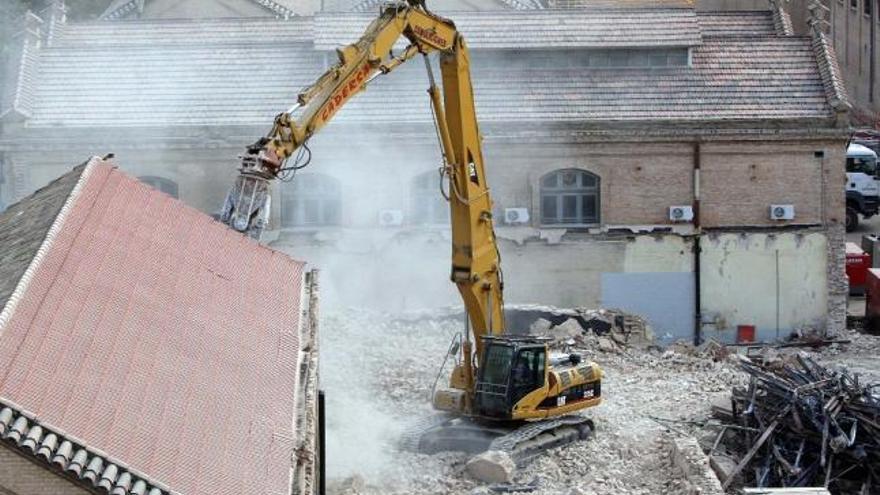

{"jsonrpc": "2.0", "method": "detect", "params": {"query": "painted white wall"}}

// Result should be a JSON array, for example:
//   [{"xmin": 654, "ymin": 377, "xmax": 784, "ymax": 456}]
[{"xmin": 700, "ymin": 232, "xmax": 828, "ymax": 341}]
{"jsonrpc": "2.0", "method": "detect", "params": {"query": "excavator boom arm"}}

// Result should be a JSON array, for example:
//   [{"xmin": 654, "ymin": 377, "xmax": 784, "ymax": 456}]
[{"xmin": 223, "ymin": 1, "xmax": 505, "ymax": 393}]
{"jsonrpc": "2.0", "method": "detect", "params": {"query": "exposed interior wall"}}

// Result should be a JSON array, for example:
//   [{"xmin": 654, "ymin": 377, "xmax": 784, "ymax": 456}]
[
  {"xmin": 272, "ymin": 231, "xmax": 697, "ymax": 337},
  {"xmin": 700, "ymin": 231, "xmax": 829, "ymax": 341}
]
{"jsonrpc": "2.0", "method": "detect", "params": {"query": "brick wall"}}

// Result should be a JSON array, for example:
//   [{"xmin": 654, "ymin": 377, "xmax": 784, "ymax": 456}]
[
  {"xmin": 700, "ymin": 142, "xmax": 828, "ymax": 227},
  {"xmin": 7, "ymin": 136, "xmax": 846, "ymax": 231},
  {"xmin": 0, "ymin": 444, "xmax": 90, "ymax": 495}
]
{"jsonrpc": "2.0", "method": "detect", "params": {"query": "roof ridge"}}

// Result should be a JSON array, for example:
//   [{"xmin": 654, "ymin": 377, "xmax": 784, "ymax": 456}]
[
  {"xmin": 769, "ymin": 0, "xmax": 794, "ymax": 36},
  {"xmin": 809, "ymin": 24, "xmax": 850, "ymax": 123},
  {"xmin": 0, "ymin": 159, "xmax": 98, "ymax": 335}
]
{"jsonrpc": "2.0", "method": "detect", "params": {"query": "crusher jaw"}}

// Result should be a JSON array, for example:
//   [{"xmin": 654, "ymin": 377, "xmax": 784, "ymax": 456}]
[{"xmin": 219, "ymin": 139, "xmax": 280, "ymax": 241}]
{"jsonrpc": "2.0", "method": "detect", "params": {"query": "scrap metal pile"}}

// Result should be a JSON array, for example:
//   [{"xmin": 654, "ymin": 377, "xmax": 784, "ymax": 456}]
[{"xmin": 711, "ymin": 354, "xmax": 880, "ymax": 493}]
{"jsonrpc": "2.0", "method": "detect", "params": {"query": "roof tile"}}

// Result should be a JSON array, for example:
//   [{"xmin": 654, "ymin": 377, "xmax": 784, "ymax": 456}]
[
  {"xmin": 0, "ymin": 159, "xmax": 305, "ymax": 495},
  {"xmin": 315, "ymin": 9, "xmax": 703, "ymax": 49}
]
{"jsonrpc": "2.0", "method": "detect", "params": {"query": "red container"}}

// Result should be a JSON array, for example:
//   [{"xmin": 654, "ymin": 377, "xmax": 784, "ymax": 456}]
[
  {"xmin": 865, "ymin": 269, "xmax": 880, "ymax": 332},
  {"xmin": 737, "ymin": 325, "xmax": 756, "ymax": 343},
  {"xmin": 847, "ymin": 242, "xmax": 871, "ymax": 295}
]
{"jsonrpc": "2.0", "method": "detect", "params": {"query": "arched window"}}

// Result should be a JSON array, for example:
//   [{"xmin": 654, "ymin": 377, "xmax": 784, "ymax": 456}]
[
  {"xmin": 281, "ymin": 173, "xmax": 341, "ymax": 227},
  {"xmin": 540, "ymin": 169, "xmax": 600, "ymax": 226},
  {"xmin": 138, "ymin": 176, "xmax": 179, "ymax": 198},
  {"xmin": 410, "ymin": 170, "xmax": 449, "ymax": 225}
]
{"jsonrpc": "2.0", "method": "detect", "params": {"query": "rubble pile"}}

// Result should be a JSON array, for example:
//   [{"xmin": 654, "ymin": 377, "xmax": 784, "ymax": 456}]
[
  {"xmin": 526, "ymin": 307, "xmax": 655, "ymax": 353},
  {"xmin": 321, "ymin": 307, "xmax": 880, "ymax": 495},
  {"xmin": 322, "ymin": 307, "xmax": 737, "ymax": 494},
  {"xmin": 710, "ymin": 354, "xmax": 880, "ymax": 493}
]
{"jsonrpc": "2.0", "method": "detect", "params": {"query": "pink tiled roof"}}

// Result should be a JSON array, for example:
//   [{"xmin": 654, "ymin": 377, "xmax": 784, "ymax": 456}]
[{"xmin": 0, "ymin": 158, "xmax": 304, "ymax": 495}]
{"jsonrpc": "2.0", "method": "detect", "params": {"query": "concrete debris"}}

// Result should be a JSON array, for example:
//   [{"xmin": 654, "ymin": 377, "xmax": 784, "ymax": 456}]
[
  {"xmin": 743, "ymin": 489, "xmax": 831, "ymax": 495},
  {"xmin": 550, "ymin": 318, "xmax": 585, "ymax": 342},
  {"xmin": 580, "ymin": 313, "xmax": 614, "ymax": 335},
  {"xmin": 527, "ymin": 318, "xmax": 553, "ymax": 336},
  {"xmin": 331, "ymin": 474, "xmax": 366, "ymax": 494},
  {"xmin": 597, "ymin": 336, "xmax": 619, "ymax": 353},
  {"xmin": 708, "ymin": 453, "xmax": 739, "ymax": 486},
  {"xmin": 670, "ymin": 436, "xmax": 724, "ymax": 495},
  {"xmin": 487, "ymin": 478, "xmax": 539, "ymax": 493},
  {"xmin": 466, "ymin": 451, "xmax": 516, "ymax": 484},
  {"xmin": 321, "ymin": 308, "xmax": 880, "ymax": 495},
  {"xmin": 697, "ymin": 339, "xmax": 730, "ymax": 362}
]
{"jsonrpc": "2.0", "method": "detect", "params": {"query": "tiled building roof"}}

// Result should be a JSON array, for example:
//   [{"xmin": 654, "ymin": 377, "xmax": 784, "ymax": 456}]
[
  {"xmin": 329, "ymin": 37, "xmax": 831, "ymax": 123},
  {"xmin": 100, "ymin": 0, "xmax": 304, "ymax": 20},
  {"xmin": 55, "ymin": 17, "xmax": 315, "ymax": 45},
  {"xmin": 313, "ymin": 9, "xmax": 703, "ymax": 50},
  {"xmin": 0, "ymin": 7, "xmax": 845, "ymax": 131},
  {"xmin": 0, "ymin": 163, "xmax": 84, "ymax": 315},
  {"xmin": 30, "ymin": 43, "xmax": 323, "ymax": 127},
  {"xmin": 0, "ymin": 158, "xmax": 305, "ymax": 495},
  {"xmin": 698, "ymin": 11, "xmax": 777, "ymax": 37}
]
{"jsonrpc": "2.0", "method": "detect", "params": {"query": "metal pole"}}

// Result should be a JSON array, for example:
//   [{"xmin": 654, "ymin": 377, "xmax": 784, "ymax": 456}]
[
  {"xmin": 693, "ymin": 141, "xmax": 703, "ymax": 346},
  {"xmin": 318, "ymin": 390, "xmax": 326, "ymax": 495},
  {"xmin": 776, "ymin": 249, "xmax": 781, "ymax": 341}
]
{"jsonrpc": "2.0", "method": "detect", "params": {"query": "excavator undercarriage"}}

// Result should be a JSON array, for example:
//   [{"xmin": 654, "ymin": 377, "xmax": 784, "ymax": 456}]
[{"xmin": 404, "ymin": 413, "xmax": 595, "ymax": 466}]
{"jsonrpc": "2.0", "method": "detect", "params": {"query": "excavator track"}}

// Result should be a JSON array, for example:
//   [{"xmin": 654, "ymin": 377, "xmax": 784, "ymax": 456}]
[
  {"xmin": 401, "ymin": 414, "xmax": 594, "ymax": 466},
  {"xmin": 490, "ymin": 415, "xmax": 594, "ymax": 466}
]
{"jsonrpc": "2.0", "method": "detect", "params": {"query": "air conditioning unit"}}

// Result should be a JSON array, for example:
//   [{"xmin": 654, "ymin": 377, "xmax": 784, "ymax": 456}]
[
  {"xmin": 770, "ymin": 204, "xmax": 795, "ymax": 221},
  {"xmin": 378, "ymin": 209, "xmax": 404, "ymax": 226},
  {"xmin": 504, "ymin": 207, "xmax": 530, "ymax": 225},
  {"xmin": 668, "ymin": 206, "xmax": 694, "ymax": 222}
]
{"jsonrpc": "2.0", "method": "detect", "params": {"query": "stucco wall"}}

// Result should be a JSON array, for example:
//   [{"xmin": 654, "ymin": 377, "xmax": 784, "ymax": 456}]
[
  {"xmin": 700, "ymin": 231, "xmax": 829, "ymax": 342},
  {"xmin": 272, "ymin": 230, "xmax": 696, "ymax": 338}
]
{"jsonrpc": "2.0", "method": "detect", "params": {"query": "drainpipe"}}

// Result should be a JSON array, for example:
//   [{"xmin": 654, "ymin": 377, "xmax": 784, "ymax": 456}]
[
  {"xmin": 693, "ymin": 142, "xmax": 702, "ymax": 346},
  {"xmin": 318, "ymin": 390, "xmax": 326, "ymax": 495}
]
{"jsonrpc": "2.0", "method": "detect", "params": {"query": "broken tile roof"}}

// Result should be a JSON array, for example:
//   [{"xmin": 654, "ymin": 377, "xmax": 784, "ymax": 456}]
[
  {"xmin": 313, "ymin": 9, "xmax": 703, "ymax": 50},
  {"xmin": 0, "ymin": 158, "xmax": 304, "ymax": 495}
]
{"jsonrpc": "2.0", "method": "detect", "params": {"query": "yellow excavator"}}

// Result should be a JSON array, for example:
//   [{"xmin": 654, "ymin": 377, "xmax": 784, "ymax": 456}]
[{"xmin": 221, "ymin": 0, "xmax": 603, "ymax": 463}]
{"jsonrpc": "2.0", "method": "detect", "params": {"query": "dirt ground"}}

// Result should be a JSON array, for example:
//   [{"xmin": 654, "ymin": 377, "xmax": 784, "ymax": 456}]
[{"xmin": 320, "ymin": 308, "xmax": 880, "ymax": 495}]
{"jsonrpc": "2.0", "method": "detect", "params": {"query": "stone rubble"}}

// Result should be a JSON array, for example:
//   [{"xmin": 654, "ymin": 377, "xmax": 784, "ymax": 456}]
[
  {"xmin": 321, "ymin": 307, "xmax": 880, "ymax": 495},
  {"xmin": 465, "ymin": 451, "xmax": 516, "ymax": 484}
]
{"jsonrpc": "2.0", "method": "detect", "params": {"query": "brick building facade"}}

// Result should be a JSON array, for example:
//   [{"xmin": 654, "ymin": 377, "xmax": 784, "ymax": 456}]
[{"xmin": 0, "ymin": 0, "xmax": 850, "ymax": 344}]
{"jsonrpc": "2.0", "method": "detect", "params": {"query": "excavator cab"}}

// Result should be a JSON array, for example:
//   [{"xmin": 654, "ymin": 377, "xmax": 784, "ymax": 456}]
[{"xmin": 474, "ymin": 337, "xmax": 547, "ymax": 419}]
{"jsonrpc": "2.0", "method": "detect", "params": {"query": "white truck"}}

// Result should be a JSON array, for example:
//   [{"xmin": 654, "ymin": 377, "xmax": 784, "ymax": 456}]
[{"xmin": 846, "ymin": 143, "xmax": 880, "ymax": 232}]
